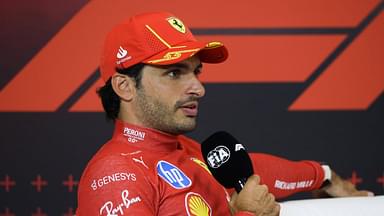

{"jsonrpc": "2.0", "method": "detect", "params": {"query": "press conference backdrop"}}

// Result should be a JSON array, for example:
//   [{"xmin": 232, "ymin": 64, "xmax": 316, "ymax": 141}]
[{"xmin": 0, "ymin": 0, "xmax": 383, "ymax": 215}]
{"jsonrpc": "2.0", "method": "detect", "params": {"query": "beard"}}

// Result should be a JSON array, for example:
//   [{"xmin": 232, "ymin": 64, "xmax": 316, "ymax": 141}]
[{"xmin": 134, "ymin": 87, "xmax": 198, "ymax": 135}]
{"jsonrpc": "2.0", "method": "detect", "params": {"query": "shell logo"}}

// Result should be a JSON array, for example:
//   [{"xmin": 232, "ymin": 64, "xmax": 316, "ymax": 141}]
[{"xmin": 185, "ymin": 192, "xmax": 212, "ymax": 216}]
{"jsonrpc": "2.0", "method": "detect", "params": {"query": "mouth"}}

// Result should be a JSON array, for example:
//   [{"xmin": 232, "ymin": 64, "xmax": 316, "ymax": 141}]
[{"xmin": 179, "ymin": 101, "xmax": 199, "ymax": 117}]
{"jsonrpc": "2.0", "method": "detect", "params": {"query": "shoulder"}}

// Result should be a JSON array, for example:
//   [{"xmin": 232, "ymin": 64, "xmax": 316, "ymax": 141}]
[
  {"xmin": 79, "ymin": 140, "xmax": 161, "ymax": 187},
  {"xmin": 77, "ymin": 144, "xmax": 159, "ymax": 214},
  {"xmin": 79, "ymin": 152, "xmax": 144, "ymax": 192},
  {"xmin": 178, "ymin": 135, "xmax": 200, "ymax": 147},
  {"xmin": 178, "ymin": 135, "xmax": 202, "ymax": 156}
]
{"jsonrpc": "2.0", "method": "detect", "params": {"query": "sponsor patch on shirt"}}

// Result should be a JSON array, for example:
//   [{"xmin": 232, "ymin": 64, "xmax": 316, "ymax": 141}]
[
  {"xmin": 190, "ymin": 157, "xmax": 211, "ymax": 175},
  {"xmin": 99, "ymin": 189, "xmax": 141, "ymax": 215},
  {"xmin": 157, "ymin": 160, "xmax": 191, "ymax": 189},
  {"xmin": 91, "ymin": 172, "xmax": 136, "ymax": 191},
  {"xmin": 185, "ymin": 192, "xmax": 212, "ymax": 216},
  {"xmin": 274, "ymin": 179, "xmax": 314, "ymax": 190},
  {"xmin": 123, "ymin": 127, "xmax": 146, "ymax": 143}
]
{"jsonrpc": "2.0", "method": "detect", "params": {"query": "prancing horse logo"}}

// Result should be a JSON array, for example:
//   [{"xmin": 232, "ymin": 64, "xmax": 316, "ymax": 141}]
[{"xmin": 167, "ymin": 17, "xmax": 186, "ymax": 33}]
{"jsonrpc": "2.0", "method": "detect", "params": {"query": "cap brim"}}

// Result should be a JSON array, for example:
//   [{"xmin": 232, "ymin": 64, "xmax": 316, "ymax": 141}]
[{"xmin": 144, "ymin": 41, "xmax": 228, "ymax": 65}]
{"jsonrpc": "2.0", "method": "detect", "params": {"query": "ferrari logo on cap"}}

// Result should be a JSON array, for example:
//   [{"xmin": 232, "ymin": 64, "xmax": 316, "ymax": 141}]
[{"xmin": 167, "ymin": 17, "xmax": 186, "ymax": 33}]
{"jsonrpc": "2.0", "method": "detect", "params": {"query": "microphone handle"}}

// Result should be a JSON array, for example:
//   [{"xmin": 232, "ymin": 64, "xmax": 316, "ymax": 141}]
[{"xmin": 234, "ymin": 178, "xmax": 247, "ymax": 193}]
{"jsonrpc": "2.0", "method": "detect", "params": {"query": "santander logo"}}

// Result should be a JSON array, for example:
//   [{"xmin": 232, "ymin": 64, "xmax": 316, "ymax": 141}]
[{"xmin": 117, "ymin": 46, "xmax": 128, "ymax": 59}]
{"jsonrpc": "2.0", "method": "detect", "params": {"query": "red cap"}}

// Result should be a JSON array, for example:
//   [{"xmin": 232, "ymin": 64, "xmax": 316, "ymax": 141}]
[{"xmin": 100, "ymin": 11, "xmax": 228, "ymax": 82}]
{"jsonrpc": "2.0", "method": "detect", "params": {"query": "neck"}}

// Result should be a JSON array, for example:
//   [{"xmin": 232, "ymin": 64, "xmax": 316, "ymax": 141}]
[{"xmin": 118, "ymin": 101, "xmax": 144, "ymax": 127}]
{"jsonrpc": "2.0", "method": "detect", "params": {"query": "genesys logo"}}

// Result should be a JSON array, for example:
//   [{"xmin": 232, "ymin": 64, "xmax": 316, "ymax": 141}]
[
  {"xmin": 91, "ymin": 172, "xmax": 136, "ymax": 191},
  {"xmin": 157, "ymin": 160, "xmax": 191, "ymax": 189},
  {"xmin": 0, "ymin": 1, "xmax": 382, "ymax": 112}
]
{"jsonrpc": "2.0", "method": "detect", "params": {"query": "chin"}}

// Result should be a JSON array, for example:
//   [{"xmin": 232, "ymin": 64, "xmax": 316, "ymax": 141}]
[{"xmin": 172, "ymin": 119, "xmax": 197, "ymax": 134}]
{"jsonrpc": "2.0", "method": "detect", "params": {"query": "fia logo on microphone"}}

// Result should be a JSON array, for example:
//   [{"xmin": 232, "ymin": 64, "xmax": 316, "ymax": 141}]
[
  {"xmin": 157, "ymin": 160, "xmax": 191, "ymax": 189},
  {"xmin": 206, "ymin": 146, "xmax": 230, "ymax": 168}
]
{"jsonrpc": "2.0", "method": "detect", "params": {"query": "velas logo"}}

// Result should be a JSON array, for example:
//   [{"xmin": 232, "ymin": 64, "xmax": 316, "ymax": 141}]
[
  {"xmin": 206, "ymin": 146, "xmax": 230, "ymax": 169},
  {"xmin": 185, "ymin": 192, "xmax": 212, "ymax": 216},
  {"xmin": 167, "ymin": 17, "xmax": 186, "ymax": 33},
  {"xmin": 157, "ymin": 160, "xmax": 191, "ymax": 189}
]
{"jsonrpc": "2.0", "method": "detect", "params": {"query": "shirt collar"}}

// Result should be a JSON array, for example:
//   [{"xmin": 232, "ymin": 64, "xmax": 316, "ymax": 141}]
[{"xmin": 112, "ymin": 119, "xmax": 181, "ymax": 152}]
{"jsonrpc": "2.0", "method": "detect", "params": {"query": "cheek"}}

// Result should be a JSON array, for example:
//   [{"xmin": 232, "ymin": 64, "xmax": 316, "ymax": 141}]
[
  {"xmin": 143, "ymin": 76, "xmax": 192, "ymax": 109},
  {"xmin": 142, "ymin": 84, "xmax": 174, "ymax": 108},
  {"xmin": 148, "ymin": 80, "xmax": 185, "ymax": 100}
]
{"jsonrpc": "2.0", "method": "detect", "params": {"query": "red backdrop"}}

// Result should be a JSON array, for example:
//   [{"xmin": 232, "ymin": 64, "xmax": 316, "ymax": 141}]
[{"xmin": 0, "ymin": 0, "xmax": 383, "ymax": 215}]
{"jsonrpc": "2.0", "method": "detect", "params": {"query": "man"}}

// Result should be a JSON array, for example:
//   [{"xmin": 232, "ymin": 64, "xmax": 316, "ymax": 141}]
[{"xmin": 77, "ymin": 12, "xmax": 371, "ymax": 215}]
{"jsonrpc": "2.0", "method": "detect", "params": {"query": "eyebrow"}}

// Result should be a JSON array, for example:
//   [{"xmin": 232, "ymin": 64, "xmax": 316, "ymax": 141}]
[{"xmin": 165, "ymin": 62, "xmax": 203, "ymax": 71}]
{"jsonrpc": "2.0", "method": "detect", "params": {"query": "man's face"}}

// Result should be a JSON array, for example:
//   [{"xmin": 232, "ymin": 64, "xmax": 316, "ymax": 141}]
[{"xmin": 133, "ymin": 56, "xmax": 205, "ymax": 134}]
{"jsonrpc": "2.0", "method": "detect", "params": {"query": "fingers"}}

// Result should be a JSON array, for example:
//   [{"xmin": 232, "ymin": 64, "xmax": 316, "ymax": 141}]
[
  {"xmin": 243, "ymin": 175, "xmax": 267, "ymax": 200},
  {"xmin": 325, "ymin": 179, "xmax": 375, "ymax": 197},
  {"xmin": 261, "ymin": 194, "xmax": 280, "ymax": 216},
  {"xmin": 245, "ymin": 175, "xmax": 261, "ymax": 187},
  {"xmin": 230, "ymin": 175, "xmax": 279, "ymax": 215},
  {"xmin": 324, "ymin": 171, "xmax": 374, "ymax": 198},
  {"xmin": 261, "ymin": 193, "xmax": 275, "ymax": 210},
  {"xmin": 269, "ymin": 203, "xmax": 281, "ymax": 216},
  {"xmin": 263, "ymin": 203, "xmax": 281, "ymax": 216},
  {"xmin": 352, "ymin": 190, "xmax": 375, "ymax": 197}
]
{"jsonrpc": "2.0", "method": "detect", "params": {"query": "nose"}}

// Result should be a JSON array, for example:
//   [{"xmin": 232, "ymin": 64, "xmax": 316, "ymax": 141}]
[{"xmin": 186, "ymin": 76, "xmax": 205, "ymax": 98}]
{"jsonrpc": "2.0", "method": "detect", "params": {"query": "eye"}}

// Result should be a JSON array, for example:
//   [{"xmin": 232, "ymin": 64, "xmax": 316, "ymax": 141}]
[
  {"xmin": 167, "ymin": 70, "xmax": 181, "ymax": 79},
  {"xmin": 194, "ymin": 67, "xmax": 202, "ymax": 77}
]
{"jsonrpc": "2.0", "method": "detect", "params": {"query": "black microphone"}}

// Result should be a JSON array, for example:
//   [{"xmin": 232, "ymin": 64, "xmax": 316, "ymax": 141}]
[{"xmin": 201, "ymin": 131, "xmax": 254, "ymax": 193}]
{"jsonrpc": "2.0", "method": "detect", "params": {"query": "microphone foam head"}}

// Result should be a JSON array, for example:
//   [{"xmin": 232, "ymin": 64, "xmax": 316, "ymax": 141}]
[{"xmin": 201, "ymin": 131, "xmax": 253, "ymax": 188}]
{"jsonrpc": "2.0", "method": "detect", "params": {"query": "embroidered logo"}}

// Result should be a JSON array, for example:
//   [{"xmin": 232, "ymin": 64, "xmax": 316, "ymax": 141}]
[
  {"xmin": 123, "ymin": 127, "xmax": 146, "ymax": 143},
  {"xmin": 116, "ymin": 46, "xmax": 132, "ymax": 64},
  {"xmin": 191, "ymin": 157, "xmax": 211, "ymax": 175},
  {"xmin": 167, "ymin": 17, "xmax": 186, "ymax": 33},
  {"xmin": 132, "ymin": 156, "xmax": 149, "ymax": 169},
  {"xmin": 157, "ymin": 160, "xmax": 191, "ymax": 189},
  {"xmin": 117, "ymin": 46, "xmax": 128, "ymax": 59},
  {"xmin": 91, "ymin": 172, "xmax": 136, "ymax": 191},
  {"xmin": 99, "ymin": 189, "xmax": 141, "ymax": 215},
  {"xmin": 185, "ymin": 192, "xmax": 212, "ymax": 216}
]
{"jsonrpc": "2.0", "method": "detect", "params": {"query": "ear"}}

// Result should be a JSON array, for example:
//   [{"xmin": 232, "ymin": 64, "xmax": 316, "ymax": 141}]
[{"xmin": 111, "ymin": 73, "xmax": 136, "ymax": 101}]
